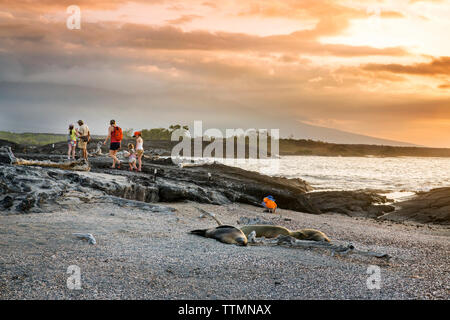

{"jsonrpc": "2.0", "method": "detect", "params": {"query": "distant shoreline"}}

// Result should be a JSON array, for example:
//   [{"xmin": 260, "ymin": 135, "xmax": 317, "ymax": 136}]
[{"xmin": 1, "ymin": 131, "xmax": 450, "ymax": 158}]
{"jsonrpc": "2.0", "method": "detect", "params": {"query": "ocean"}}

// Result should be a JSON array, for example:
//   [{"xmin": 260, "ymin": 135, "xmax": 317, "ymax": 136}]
[{"xmin": 188, "ymin": 155, "xmax": 450, "ymax": 201}]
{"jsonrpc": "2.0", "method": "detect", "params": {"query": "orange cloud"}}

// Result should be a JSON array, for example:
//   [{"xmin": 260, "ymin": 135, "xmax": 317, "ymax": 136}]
[
  {"xmin": 380, "ymin": 11, "xmax": 405, "ymax": 18},
  {"xmin": 166, "ymin": 14, "xmax": 202, "ymax": 25},
  {"xmin": 0, "ymin": 0, "xmax": 449, "ymax": 147},
  {"xmin": 0, "ymin": 0, "xmax": 162, "ymax": 12},
  {"xmin": 363, "ymin": 57, "xmax": 450, "ymax": 76}
]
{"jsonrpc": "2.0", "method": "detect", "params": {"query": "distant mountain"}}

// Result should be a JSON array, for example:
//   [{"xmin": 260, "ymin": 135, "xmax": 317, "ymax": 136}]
[
  {"xmin": 283, "ymin": 121, "xmax": 419, "ymax": 147},
  {"xmin": 0, "ymin": 81, "xmax": 421, "ymax": 147}
]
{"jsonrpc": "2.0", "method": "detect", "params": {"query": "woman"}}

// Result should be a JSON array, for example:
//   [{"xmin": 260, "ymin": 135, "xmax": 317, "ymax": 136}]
[
  {"xmin": 133, "ymin": 131, "xmax": 144, "ymax": 172},
  {"xmin": 67, "ymin": 124, "xmax": 77, "ymax": 160},
  {"xmin": 103, "ymin": 119, "xmax": 122, "ymax": 168}
]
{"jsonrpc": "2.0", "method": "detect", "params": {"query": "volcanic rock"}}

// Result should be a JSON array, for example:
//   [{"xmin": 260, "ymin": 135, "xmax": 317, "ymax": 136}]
[
  {"xmin": 306, "ymin": 190, "xmax": 395, "ymax": 218},
  {"xmin": 380, "ymin": 188, "xmax": 450, "ymax": 224}
]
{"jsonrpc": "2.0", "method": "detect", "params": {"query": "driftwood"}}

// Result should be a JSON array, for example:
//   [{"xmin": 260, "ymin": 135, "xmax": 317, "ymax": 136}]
[
  {"xmin": 0, "ymin": 146, "xmax": 90, "ymax": 171},
  {"xmin": 14, "ymin": 158, "xmax": 91, "ymax": 171},
  {"xmin": 73, "ymin": 233, "xmax": 97, "ymax": 245},
  {"xmin": 196, "ymin": 207, "xmax": 223, "ymax": 226},
  {"xmin": 249, "ymin": 234, "xmax": 391, "ymax": 260},
  {"xmin": 178, "ymin": 162, "xmax": 211, "ymax": 168}
]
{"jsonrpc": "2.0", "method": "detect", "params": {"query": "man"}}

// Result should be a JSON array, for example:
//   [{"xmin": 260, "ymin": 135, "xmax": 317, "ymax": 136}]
[
  {"xmin": 76, "ymin": 120, "xmax": 90, "ymax": 160},
  {"xmin": 103, "ymin": 119, "xmax": 123, "ymax": 168}
]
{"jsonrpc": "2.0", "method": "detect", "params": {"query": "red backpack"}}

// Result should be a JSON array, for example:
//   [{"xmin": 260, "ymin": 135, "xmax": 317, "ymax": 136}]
[{"xmin": 112, "ymin": 126, "xmax": 123, "ymax": 141}]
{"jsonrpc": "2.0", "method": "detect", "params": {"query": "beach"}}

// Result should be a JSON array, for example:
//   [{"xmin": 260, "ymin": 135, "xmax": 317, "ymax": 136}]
[
  {"xmin": 1, "ymin": 142, "xmax": 449, "ymax": 300},
  {"xmin": 1, "ymin": 201, "xmax": 448, "ymax": 299}
]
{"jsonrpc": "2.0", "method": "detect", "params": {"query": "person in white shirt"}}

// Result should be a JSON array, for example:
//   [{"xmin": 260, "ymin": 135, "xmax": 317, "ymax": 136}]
[
  {"xmin": 76, "ymin": 120, "xmax": 90, "ymax": 160},
  {"xmin": 133, "ymin": 131, "xmax": 144, "ymax": 172}
]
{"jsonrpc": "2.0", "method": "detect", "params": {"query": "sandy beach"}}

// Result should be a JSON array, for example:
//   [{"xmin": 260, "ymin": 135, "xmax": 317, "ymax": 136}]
[{"xmin": 1, "ymin": 201, "xmax": 448, "ymax": 300}]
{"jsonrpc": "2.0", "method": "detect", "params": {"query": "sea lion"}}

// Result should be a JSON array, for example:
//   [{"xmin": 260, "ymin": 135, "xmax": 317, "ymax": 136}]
[
  {"xmin": 190, "ymin": 225, "xmax": 248, "ymax": 246},
  {"xmin": 239, "ymin": 225, "xmax": 331, "ymax": 242}
]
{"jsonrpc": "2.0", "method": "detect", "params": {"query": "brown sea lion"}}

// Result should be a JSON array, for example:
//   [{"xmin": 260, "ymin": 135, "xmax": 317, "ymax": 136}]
[
  {"xmin": 239, "ymin": 225, "xmax": 331, "ymax": 242},
  {"xmin": 190, "ymin": 225, "xmax": 248, "ymax": 246}
]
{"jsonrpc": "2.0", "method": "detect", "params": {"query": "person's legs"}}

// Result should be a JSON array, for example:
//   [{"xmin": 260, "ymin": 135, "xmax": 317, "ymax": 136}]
[
  {"xmin": 83, "ymin": 147, "xmax": 88, "ymax": 160},
  {"xmin": 137, "ymin": 154, "xmax": 142, "ymax": 171},
  {"xmin": 77, "ymin": 142, "xmax": 82, "ymax": 159},
  {"xmin": 72, "ymin": 144, "xmax": 76, "ymax": 159},
  {"xmin": 114, "ymin": 150, "xmax": 120, "ymax": 167},
  {"xmin": 109, "ymin": 150, "xmax": 116, "ymax": 167},
  {"xmin": 68, "ymin": 144, "xmax": 71, "ymax": 159},
  {"xmin": 109, "ymin": 149, "xmax": 121, "ymax": 168}
]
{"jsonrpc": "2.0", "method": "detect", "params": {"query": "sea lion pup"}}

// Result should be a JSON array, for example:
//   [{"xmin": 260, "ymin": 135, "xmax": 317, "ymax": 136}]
[
  {"xmin": 239, "ymin": 225, "xmax": 331, "ymax": 243},
  {"xmin": 190, "ymin": 225, "xmax": 248, "ymax": 246}
]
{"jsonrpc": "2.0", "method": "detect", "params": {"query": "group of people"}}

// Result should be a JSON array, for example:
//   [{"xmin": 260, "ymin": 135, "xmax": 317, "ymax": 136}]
[
  {"xmin": 67, "ymin": 120, "xmax": 90, "ymax": 161},
  {"xmin": 68, "ymin": 120, "xmax": 278, "ymax": 212},
  {"xmin": 67, "ymin": 119, "xmax": 144, "ymax": 172}
]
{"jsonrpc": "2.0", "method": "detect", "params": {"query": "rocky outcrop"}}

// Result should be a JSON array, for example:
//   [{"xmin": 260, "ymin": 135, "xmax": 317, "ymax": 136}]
[
  {"xmin": 306, "ymin": 191, "xmax": 395, "ymax": 218},
  {"xmin": 0, "ymin": 146, "xmax": 16, "ymax": 164},
  {"xmin": 6, "ymin": 146, "xmax": 446, "ymax": 224},
  {"xmin": 89, "ymin": 157, "xmax": 318, "ymax": 213},
  {"xmin": 0, "ymin": 164, "xmax": 173, "ymax": 214},
  {"xmin": 0, "ymin": 139, "xmax": 19, "ymax": 152},
  {"xmin": 1, "ymin": 147, "xmax": 319, "ymax": 214},
  {"xmin": 380, "ymin": 188, "xmax": 450, "ymax": 224}
]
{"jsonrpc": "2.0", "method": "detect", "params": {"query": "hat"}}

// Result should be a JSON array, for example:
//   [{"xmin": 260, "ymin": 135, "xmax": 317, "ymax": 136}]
[{"xmin": 132, "ymin": 131, "xmax": 141, "ymax": 137}]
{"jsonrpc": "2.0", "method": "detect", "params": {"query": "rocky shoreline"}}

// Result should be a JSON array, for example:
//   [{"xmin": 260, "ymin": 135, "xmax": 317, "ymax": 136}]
[{"xmin": 1, "ymin": 142, "xmax": 449, "ymax": 225}]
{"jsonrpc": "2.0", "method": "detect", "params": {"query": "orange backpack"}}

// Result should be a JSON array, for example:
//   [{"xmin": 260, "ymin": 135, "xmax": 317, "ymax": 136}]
[{"xmin": 112, "ymin": 126, "xmax": 123, "ymax": 141}]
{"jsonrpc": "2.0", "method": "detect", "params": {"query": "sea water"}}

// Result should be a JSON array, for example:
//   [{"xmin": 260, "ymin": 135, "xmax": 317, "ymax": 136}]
[
  {"xmin": 230, "ymin": 156, "xmax": 450, "ymax": 201},
  {"xmin": 183, "ymin": 155, "xmax": 450, "ymax": 201}
]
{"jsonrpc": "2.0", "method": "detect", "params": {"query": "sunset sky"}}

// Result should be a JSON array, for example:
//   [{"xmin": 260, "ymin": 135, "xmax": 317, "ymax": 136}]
[{"xmin": 0, "ymin": 0, "xmax": 449, "ymax": 147}]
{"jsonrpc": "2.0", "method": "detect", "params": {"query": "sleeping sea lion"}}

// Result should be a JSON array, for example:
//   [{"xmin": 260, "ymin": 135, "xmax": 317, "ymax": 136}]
[
  {"xmin": 239, "ymin": 225, "xmax": 331, "ymax": 242},
  {"xmin": 190, "ymin": 225, "xmax": 248, "ymax": 246}
]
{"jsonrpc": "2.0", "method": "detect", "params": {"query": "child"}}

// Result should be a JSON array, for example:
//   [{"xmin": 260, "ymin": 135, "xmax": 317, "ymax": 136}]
[
  {"xmin": 67, "ymin": 124, "xmax": 77, "ymax": 160},
  {"xmin": 126, "ymin": 143, "xmax": 138, "ymax": 171},
  {"xmin": 262, "ymin": 195, "xmax": 277, "ymax": 213},
  {"xmin": 133, "ymin": 131, "xmax": 144, "ymax": 172}
]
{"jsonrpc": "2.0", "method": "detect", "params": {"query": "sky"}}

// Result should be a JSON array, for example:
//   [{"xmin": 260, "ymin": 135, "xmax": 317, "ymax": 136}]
[{"xmin": 0, "ymin": 0, "xmax": 449, "ymax": 147}]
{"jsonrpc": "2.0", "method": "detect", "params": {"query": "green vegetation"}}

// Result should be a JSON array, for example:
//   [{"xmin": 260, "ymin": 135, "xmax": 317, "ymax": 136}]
[
  {"xmin": 140, "ymin": 125, "xmax": 189, "ymax": 141},
  {"xmin": 0, "ymin": 131, "xmax": 67, "ymax": 146},
  {"xmin": 0, "ymin": 125, "xmax": 190, "ymax": 145},
  {"xmin": 0, "ymin": 131, "xmax": 106, "ymax": 146}
]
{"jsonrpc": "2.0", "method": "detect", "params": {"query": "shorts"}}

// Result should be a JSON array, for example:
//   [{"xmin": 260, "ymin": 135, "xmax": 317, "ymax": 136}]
[
  {"xmin": 68, "ymin": 140, "xmax": 76, "ymax": 147},
  {"xmin": 78, "ymin": 141, "xmax": 87, "ymax": 149},
  {"xmin": 136, "ymin": 149, "xmax": 144, "ymax": 157},
  {"xmin": 110, "ymin": 142, "xmax": 121, "ymax": 151},
  {"xmin": 129, "ymin": 156, "xmax": 136, "ymax": 163}
]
